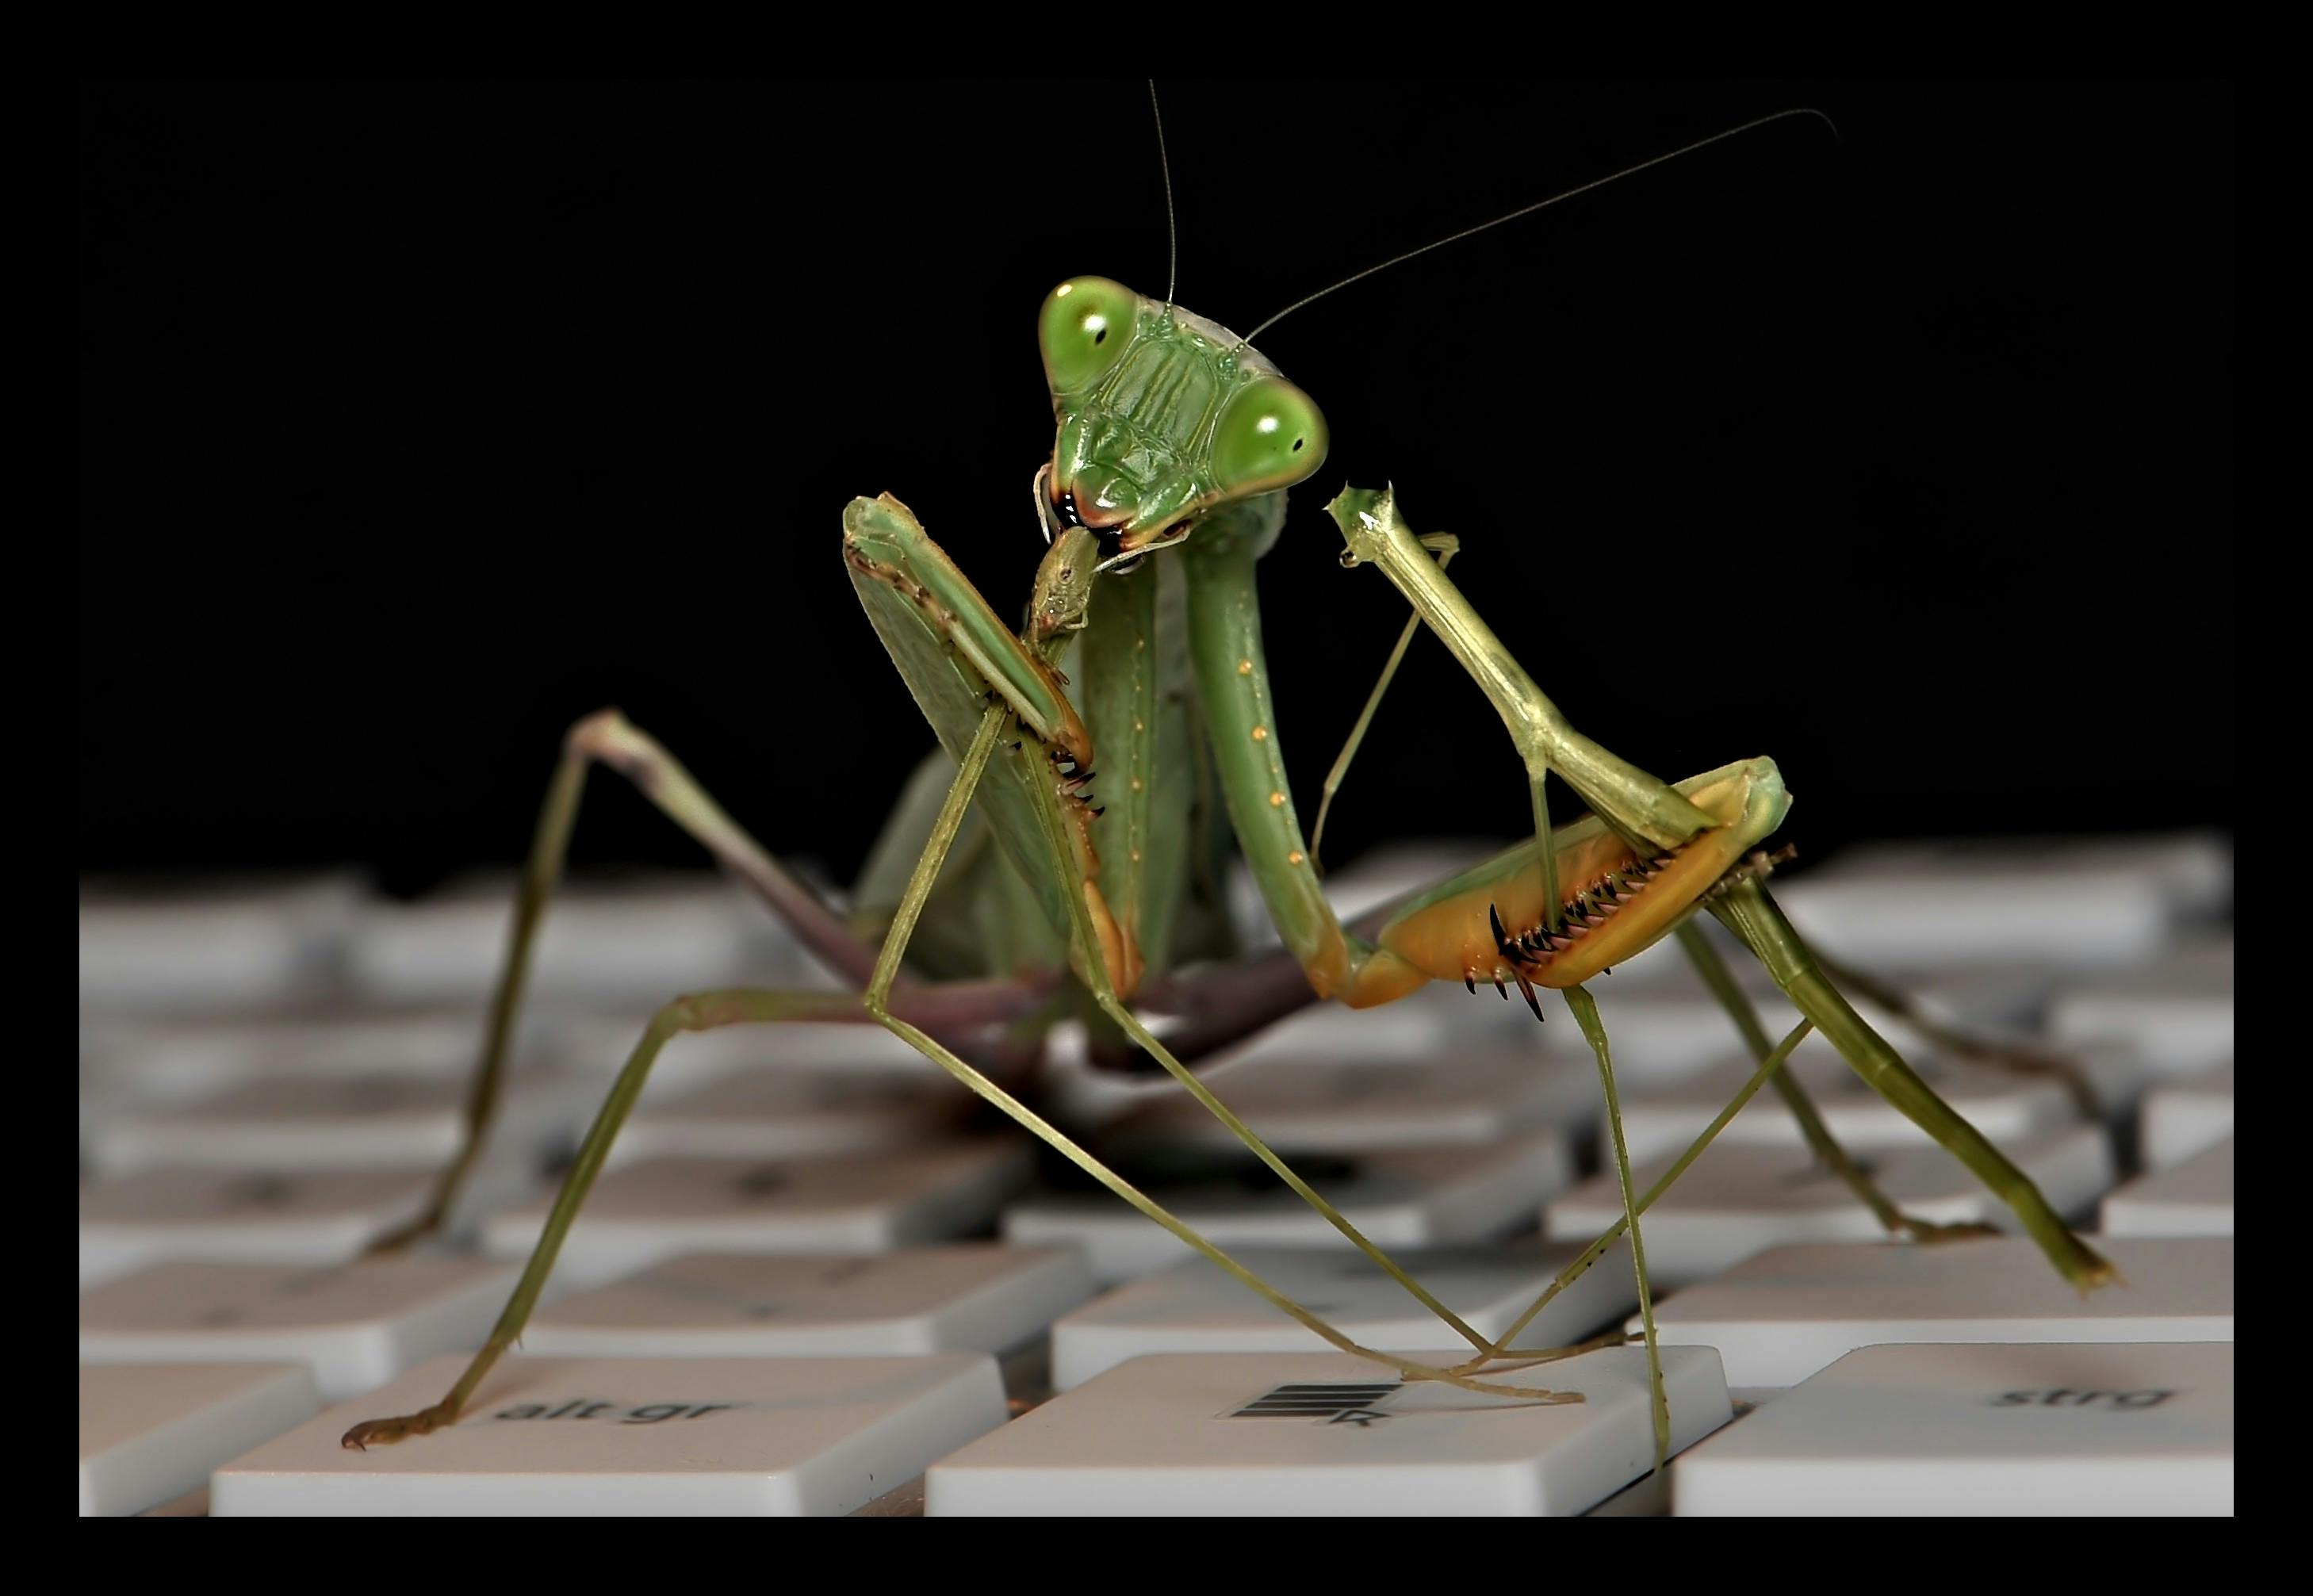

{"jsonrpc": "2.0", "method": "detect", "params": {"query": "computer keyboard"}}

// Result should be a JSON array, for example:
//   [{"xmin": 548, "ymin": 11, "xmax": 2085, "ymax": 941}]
[{"xmin": 78, "ymin": 834, "xmax": 2234, "ymax": 1515}]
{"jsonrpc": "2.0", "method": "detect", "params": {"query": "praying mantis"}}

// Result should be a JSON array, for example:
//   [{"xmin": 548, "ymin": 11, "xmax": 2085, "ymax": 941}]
[{"xmin": 339, "ymin": 94, "xmax": 2117, "ymax": 1460}]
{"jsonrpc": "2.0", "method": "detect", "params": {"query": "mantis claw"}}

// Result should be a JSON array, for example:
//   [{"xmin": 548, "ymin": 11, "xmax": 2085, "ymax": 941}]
[{"xmin": 340, "ymin": 1403, "xmax": 455, "ymax": 1450}]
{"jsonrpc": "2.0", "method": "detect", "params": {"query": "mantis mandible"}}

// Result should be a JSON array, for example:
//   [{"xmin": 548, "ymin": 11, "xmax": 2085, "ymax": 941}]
[{"xmin": 340, "ymin": 98, "xmax": 2116, "ymax": 1461}]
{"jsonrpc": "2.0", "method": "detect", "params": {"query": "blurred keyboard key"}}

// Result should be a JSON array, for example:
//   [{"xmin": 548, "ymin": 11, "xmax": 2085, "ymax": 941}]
[
  {"xmin": 1674, "ymin": 1341, "xmax": 2231, "ymax": 1516},
  {"xmin": 79, "ymin": 875, "xmax": 362, "ymax": 1012},
  {"xmin": 1776, "ymin": 839, "xmax": 2189, "ymax": 970},
  {"xmin": 86, "ymin": 1070, "xmax": 592, "ymax": 1176},
  {"xmin": 1005, "ymin": 1133, "xmax": 1574, "ymax": 1285},
  {"xmin": 2049, "ymin": 936, "xmax": 2232, "ymax": 1074},
  {"xmin": 1114, "ymin": 1051, "xmax": 1598, "ymax": 1153},
  {"xmin": 81, "ymin": 1361, "xmax": 319, "ymax": 1516},
  {"xmin": 1218, "ymin": 983, "xmax": 1515, "ymax": 1068},
  {"xmin": 483, "ymin": 1145, "xmax": 1032, "ymax": 1289},
  {"xmin": 1649, "ymin": 1236, "xmax": 2232, "ymax": 1388},
  {"xmin": 549, "ymin": 1009, "xmax": 935, "ymax": 1089},
  {"xmin": 345, "ymin": 872, "xmax": 773, "ymax": 1006},
  {"xmin": 1545, "ymin": 1127, "xmax": 2113, "ymax": 1287},
  {"xmin": 523, "ymin": 1246, "xmax": 1093, "ymax": 1357},
  {"xmin": 611, "ymin": 1067, "xmax": 970, "ymax": 1165},
  {"xmin": 2140, "ymin": 1065, "xmax": 2234, "ymax": 1169},
  {"xmin": 80, "ymin": 1258, "xmax": 519, "ymax": 1399},
  {"xmin": 1618, "ymin": 1054, "xmax": 2077, "ymax": 1165},
  {"xmin": 1863, "ymin": 963, "xmax": 2061, "ymax": 1031},
  {"xmin": 81, "ymin": 1010, "xmax": 557, "ymax": 1103},
  {"xmin": 927, "ymin": 1346, "xmax": 1730, "ymax": 1517},
  {"xmin": 1565, "ymin": 980, "xmax": 1802, "ymax": 1085},
  {"xmin": 1049, "ymin": 1241, "xmax": 1635, "ymax": 1391},
  {"xmin": 1795, "ymin": 831, "xmax": 2227, "ymax": 913},
  {"xmin": 2103, "ymin": 1139, "xmax": 2233, "ymax": 1237},
  {"xmin": 213, "ymin": 1353, "xmax": 1005, "ymax": 1516},
  {"xmin": 81, "ymin": 1168, "xmax": 435, "ymax": 1287}
]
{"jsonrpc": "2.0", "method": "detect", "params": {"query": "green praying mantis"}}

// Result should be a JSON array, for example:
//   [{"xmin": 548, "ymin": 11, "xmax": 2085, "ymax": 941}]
[{"xmin": 339, "ymin": 101, "xmax": 2116, "ymax": 1462}]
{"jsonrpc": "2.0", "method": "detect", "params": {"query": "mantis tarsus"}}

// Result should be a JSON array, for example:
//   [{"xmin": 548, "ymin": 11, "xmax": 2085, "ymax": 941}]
[{"xmin": 341, "ymin": 101, "xmax": 2116, "ymax": 1462}]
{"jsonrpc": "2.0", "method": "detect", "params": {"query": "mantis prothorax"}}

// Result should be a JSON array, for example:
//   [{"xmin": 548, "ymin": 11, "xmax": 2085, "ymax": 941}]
[{"xmin": 342, "ymin": 115, "xmax": 2115, "ymax": 1457}]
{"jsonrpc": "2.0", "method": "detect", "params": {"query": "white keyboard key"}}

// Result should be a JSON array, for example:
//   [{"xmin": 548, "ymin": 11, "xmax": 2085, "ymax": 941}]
[
  {"xmin": 81, "ymin": 1010, "xmax": 560, "ymax": 1102},
  {"xmin": 1674, "ymin": 1341, "xmax": 2231, "ymax": 1517},
  {"xmin": 80, "ymin": 1258, "xmax": 520, "ymax": 1399},
  {"xmin": 79, "ymin": 875, "xmax": 362, "ymax": 1012},
  {"xmin": 81, "ymin": 1361, "xmax": 320, "ymax": 1516},
  {"xmin": 79, "ymin": 1066, "xmax": 145, "ymax": 1167},
  {"xmin": 345, "ymin": 872, "xmax": 774, "ymax": 1006},
  {"xmin": 213, "ymin": 1353, "xmax": 1005, "ymax": 1516},
  {"xmin": 1565, "ymin": 979, "xmax": 1802, "ymax": 1085},
  {"xmin": 2141, "ymin": 1065, "xmax": 2234, "ymax": 1169},
  {"xmin": 611, "ymin": 1066, "xmax": 966, "ymax": 1165},
  {"xmin": 550, "ymin": 1009, "xmax": 935, "ymax": 1089},
  {"xmin": 1218, "ymin": 983, "xmax": 1513, "ymax": 1067},
  {"xmin": 1544, "ymin": 1127, "xmax": 2113, "ymax": 1287},
  {"xmin": 1796, "ymin": 830, "xmax": 2228, "ymax": 915},
  {"xmin": 1863, "ymin": 963, "xmax": 2062, "ymax": 1031},
  {"xmin": 1201, "ymin": 960, "xmax": 1786, "ymax": 1084},
  {"xmin": 1116, "ymin": 1051, "xmax": 1599, "ymax": 1153},
  {"xmin": 927, "ymin": 1345, "xmax": 1730, "ymax": 1517},
  {"xmin": 2063, "ymin": 831, "xmax": 2232, "ymax": 916},
  {"xmin": 86, "ymin": 1070, "xmax": 592, "ymax": 1176},
  {"xmin": 81, "ymin": 1168, "xmax": 434, "ymax": 1287},
  {"xmin": 1049, "ymin": 1240, "xmax": 1637, "ymax": 1391},
  {"xmin": 524, "ymin": 1246, "xmax": 1093, "ymax": 1357},
  {"xmin": 2049, "ymin": 936, "xmax": 2233, "ymax": 1074},
  {"xmin": 1776, "ymin": 845, "xmax": 2179, "ymax": 970},
  {"xmin": 2053, "ymin": 1041, "xmax": 2173, "ymax": 1127},
  {"xmin": 1004, "ymin": 1133, "xmax": 1574, "ymax": 1285},
  {"xmin": 1618, "ymin": 1056, "xmax": 2077, "ymax": 1165},
  {"xmin": 1649, "ymin": 1236, "xmax": 2233, "ymax": 1389},
  {"xmin": 483, "ymin": 1145, "xmax": 1032, "ymax": 1289},
  {"xmin": 2104, "ymin": 1139, "xmax": 2234, "ymax": 1236}
]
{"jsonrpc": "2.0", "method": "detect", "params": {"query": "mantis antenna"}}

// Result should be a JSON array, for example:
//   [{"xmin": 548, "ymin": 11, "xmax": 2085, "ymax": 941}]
[
  {"xmin": 1148, "ymin": 79, "xmax": 1179, "ymax": 312},
  {"xmin": 1235, "ymin": 106, "xmax": 1840, "ymax": 350}
]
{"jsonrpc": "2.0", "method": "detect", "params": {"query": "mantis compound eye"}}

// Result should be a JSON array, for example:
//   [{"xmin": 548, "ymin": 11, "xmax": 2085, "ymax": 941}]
[
  {"xmin": 1039, "ymin": 277, "xmax": 1140, "ymax": 398},
  {"xmin": 1208, "ymin": 377, "xmax": 1328, "ymax": 497}
]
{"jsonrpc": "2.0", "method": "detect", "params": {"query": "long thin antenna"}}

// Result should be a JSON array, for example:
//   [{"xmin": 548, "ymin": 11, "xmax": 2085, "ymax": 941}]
[
  {"xmin": 1237, "ymin": 108, "xmax": 1836, "ymax": 348},
  {"xmin": 1149, "ymin": 79, "xmax": 1178, "ymax": 310}
]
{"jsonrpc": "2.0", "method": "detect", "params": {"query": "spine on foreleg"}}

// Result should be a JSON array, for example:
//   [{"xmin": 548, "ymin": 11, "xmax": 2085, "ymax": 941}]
[{"xmin": 1376, "ymin": 758, "xmax": 1791, "ymax": 1000}]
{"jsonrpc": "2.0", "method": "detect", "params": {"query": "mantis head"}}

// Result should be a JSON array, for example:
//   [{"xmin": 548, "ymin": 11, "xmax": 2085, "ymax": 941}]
[{"xmin": 1038, "ymin": 277, "xmax": 1328, "ymax": 565}]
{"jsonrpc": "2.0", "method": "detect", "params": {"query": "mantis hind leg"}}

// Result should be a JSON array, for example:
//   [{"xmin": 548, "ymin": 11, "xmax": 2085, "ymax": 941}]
[
  {"xmin": 340, "ymin": 707, "xmax": 1567, "ymax": 1449},
  {"xmin": 1807, "ymin": 947, "xmax": 2104, "ymax": 1117},
  {"xmin": 1674, "ymin": 922, "xmax": 1996, "ymax": 1244},
  {"xmin": 1709, "ymin": 878, "xmax": 2112, "ymax": 1283},
  {"xmin": 365, "ymin": 709, "xmax": 1045, "ymax": 1253}
]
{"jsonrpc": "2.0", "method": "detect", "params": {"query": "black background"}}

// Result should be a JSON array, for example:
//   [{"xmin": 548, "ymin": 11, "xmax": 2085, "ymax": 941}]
[{"xmin": 79, "ymin": 82, "xmax": 2233, "ymax": 895}]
